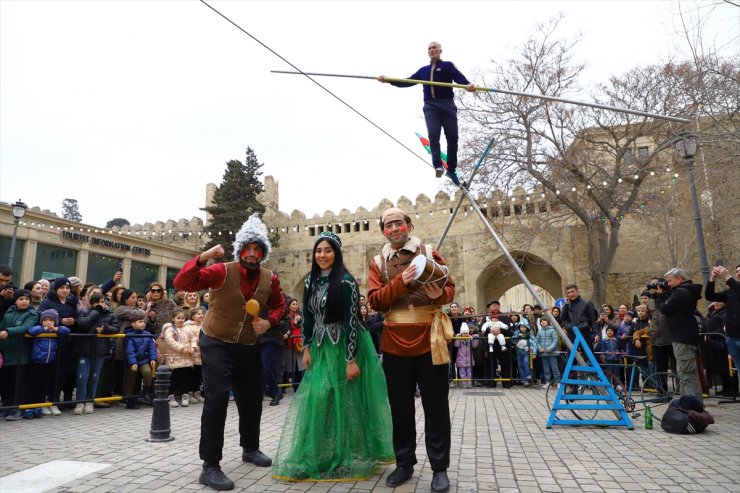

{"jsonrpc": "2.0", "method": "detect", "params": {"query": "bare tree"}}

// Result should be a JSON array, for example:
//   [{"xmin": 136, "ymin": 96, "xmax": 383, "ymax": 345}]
[{"xmin": 455, "ymin": 17, "xmax": 704, "ymax": 305}]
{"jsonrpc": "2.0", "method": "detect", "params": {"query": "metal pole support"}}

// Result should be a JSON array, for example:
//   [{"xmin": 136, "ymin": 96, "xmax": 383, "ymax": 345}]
[{"xmin": 146, "ymin": 365, "xmax": 174, "ymax": 442}]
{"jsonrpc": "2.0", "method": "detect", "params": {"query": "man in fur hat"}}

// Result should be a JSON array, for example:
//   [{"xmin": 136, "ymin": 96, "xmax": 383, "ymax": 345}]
[
  {"xmin": 175, "ymin": 214, "xmax": 285, "ymax": 491},
  {"xmin": 368, "ymin": 207, "xmax": 456, "ymax": 493}
]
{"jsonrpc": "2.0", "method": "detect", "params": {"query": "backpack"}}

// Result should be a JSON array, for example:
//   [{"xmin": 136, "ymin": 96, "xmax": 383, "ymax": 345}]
[{"xmin": 660, "ymin": 397, "xmax": 713, "ymax": 434}]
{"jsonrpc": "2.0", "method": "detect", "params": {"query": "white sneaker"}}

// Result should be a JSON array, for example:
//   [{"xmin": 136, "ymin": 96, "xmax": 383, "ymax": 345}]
[
  {"xmin": 168, "ymin": 395, "xmax": 179, "ymax": 408},
  {"xmin": 50, "ymin": 406, "xmax": 61, "ymax": 416},
  {"xmin": 41, "ymin": 407, "xmax": 52, "ymax": 416},
  {"xmin": 84, "ymin": 402, "xmax": 94, "ymax": 414},
  {"xmin": 181, "ymin": 394, "xmax": 190, "ymax": 407},
  {"xmin": 74, "ymin": 403, "xmax": 85, "ymax": 415},
  {"xmin": 542, "ymin": 383, "xmax": 550, "ymax": 389},
  {"xmin": 194, "ymin": 391, "xmax": 205, "ymax": 403}
]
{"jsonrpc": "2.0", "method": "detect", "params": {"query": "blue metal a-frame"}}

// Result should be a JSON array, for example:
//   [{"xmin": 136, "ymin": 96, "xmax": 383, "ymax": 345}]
[{"xmin": 546, "ymin": 328, "xmax": 634, "ymax": 429}]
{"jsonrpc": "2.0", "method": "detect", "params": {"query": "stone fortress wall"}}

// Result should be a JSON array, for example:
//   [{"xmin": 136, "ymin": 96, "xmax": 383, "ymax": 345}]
[{"xmin": 121, "ymin": 175, "xmax": 676, "ymax": 310}]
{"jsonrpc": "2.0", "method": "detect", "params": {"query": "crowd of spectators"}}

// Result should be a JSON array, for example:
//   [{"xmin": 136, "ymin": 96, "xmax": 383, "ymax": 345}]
[{"xmin": 1, "ymin": 262, "xmax": 737, "ymax": 421}]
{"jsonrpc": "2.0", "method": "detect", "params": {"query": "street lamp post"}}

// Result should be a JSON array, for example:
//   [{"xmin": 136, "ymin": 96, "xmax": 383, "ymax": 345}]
[
  {"xmin": 675, "ymin": 134, "xmax": 711, "ymax": 285},
  {"xmin": 8, "ymin": 200, "xmax": 27, "ymax": 268}
]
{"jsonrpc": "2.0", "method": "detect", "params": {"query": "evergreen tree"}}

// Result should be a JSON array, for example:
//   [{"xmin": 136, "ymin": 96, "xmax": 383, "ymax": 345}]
[
  {"xmin": 202, "ymin": 147, "xmax": 266, "ymax": 260},
  {"xmin": 61, "ymin": 198, "xmax": 82, "ymax": 222}
]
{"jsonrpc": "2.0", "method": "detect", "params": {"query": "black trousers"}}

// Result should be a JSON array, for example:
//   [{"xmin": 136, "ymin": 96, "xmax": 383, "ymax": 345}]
[
  {"xmin": 382, "ymin": 352, "xmax": 450, "ymax": 472},
  {"xmin": 28, "ymin": 362, "xmax": 56, "ymax": 404},
  {"xmin": 199, "ymin": 333, "xmax": 263, "ymax": 465}
]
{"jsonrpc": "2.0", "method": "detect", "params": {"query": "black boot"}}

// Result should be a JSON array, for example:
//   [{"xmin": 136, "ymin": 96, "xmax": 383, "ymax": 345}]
[
  {"xmin": 431, "ymin": 471, "xmax": 450, "ymax": 492},
  {"xmin": 139, "ymin": 387, "xmax": 154, "ymax": 406},
  {"xmin": 125, "ymin": 398, "xmax": 140, "ymax": 410},
  {"xmin": 242, "ymin": 449, "xmax": 272, "ymax": 467},
  {"xmin": 199, "ymin": 464, "xmax": 234, "ymax": 491},
  {"xmin": 386, "ymin": 466, "xmax": 414, "ymax": 487}
]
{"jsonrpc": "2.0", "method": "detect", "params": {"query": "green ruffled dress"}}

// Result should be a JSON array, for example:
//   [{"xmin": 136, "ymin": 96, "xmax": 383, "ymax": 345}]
[{"xmin": 272, "ymin": 272, "xmax": 394, "ymax": 482}]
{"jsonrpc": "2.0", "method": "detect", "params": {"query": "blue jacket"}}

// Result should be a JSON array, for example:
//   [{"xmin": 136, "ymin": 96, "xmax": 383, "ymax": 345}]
[
  {"xmin": 596, "ymin": 337, "xmax": 623, "ymax": 362},
  {"xmin": 28, "ymin": 325, "xmax": 71, "ymax": 364},
  {"xmin": 124, "ymin": 327, "xmax": 158, "ymax": 366},
  {"xmin": 536, "ymin": 326, "xmax": 558, "ymax": 353},
  {"xmin": 511, "ymin": 328, "xmax": 537, "ymax": 356},
  {"xmin": 391, "ymin": 59, "xmax": 470, "ymax": 100}
]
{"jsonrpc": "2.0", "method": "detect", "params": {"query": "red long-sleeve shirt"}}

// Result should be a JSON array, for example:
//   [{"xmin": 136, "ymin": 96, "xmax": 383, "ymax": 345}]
[{"xmin": 174, "ymin": 255, "xmax": 285, "ymax": 329}]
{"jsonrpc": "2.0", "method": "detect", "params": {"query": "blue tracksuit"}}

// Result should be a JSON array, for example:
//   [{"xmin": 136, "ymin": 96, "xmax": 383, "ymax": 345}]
[{"xmin": 391, "ymin": 59, "xmax": 471, "ymax": 172}]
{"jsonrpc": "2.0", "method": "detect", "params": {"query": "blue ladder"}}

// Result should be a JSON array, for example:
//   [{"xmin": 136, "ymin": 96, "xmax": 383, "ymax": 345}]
[{"xmin": 546, "ymin": 327, "xmax": 634, "ymax": 429}]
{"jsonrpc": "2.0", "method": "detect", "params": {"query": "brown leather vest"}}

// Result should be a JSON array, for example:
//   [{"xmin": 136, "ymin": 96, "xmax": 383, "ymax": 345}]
[{"xmin": 202, "ymin": 261, "xmax": 272, "ymax": 345}]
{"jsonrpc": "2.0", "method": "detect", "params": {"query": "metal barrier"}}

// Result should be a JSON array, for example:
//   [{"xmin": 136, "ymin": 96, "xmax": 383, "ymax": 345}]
[
  {"xmin": 0, "ymin": 331, "xmax": 161, "ymax": 414},
  {"xmin": 699, "ymin": 331, "xmax": 738, "ymax": 404}
]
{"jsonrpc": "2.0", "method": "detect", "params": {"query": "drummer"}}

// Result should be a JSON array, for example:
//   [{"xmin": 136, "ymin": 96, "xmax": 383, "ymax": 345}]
[{"xmin": 368, "ymin": 206, "xmax": 456, "ymax": 493}]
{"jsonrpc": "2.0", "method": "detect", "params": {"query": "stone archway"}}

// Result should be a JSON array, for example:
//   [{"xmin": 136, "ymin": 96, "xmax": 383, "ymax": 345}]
[
  {"xmin": 474, "ymin": 251, "xmax": 562, "ymax": 311},
  {"xmin": 290, "ymin": 274, "xmax": 309, "ymax": 306}
]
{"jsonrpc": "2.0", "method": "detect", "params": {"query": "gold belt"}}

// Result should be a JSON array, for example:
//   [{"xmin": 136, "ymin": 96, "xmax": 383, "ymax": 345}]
[{"xmin": 385, "ymin": 305, "xmax": 453, "ymax": 365}]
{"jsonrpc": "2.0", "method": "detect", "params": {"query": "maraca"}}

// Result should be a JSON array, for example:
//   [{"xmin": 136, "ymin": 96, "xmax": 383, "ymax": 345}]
[{"xmin": 245, "ymin": 299, "xmax": 261, "ymax": 320}]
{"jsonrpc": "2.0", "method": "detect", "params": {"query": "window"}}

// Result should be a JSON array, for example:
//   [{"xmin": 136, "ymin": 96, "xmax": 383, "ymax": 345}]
[
  {"xmin": 34, "ymin": 243, "xmax": 77, "ymax": 281},
  {"xmin": 166, "ymin": 267, "xmax": 180, "ymax": 297},
  {"xmin": 86, "ymin": 253, "xmax": 122, "ymax": 286},
  {"xmin": 0, "ymin": 236, "xmax": 24, "ymax": 276},
  {"xmin": 130, "ymin": 260, "xmax": 158, "ymax": 294},
  {"xmin": 638, "ymin": 146, "xmax": 649, "ymax": 161},
  {"xmin": 621, "ymin": 149, "xmax": 634, "ymax": 165}
]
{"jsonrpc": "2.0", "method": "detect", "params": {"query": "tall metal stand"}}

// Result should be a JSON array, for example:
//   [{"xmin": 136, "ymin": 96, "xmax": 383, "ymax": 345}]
[{"xmin": 437, "ymin": 139, "xmax": 622, "ymax": 420}]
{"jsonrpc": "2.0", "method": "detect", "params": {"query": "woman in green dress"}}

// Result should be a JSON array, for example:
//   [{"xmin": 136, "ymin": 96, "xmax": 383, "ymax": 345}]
[{"xmin": 272, "ymin": 231, "xmax": 394, "ymax": 482}]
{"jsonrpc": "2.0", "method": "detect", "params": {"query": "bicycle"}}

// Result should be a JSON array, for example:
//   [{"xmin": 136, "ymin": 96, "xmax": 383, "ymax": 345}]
[
  {"xmin": 639, "ymin": 371, "xmax": 681, "ymax": 422},
  {"xmin": 545, "ymin": 354, "xmax": 652, "ymax": 421}
]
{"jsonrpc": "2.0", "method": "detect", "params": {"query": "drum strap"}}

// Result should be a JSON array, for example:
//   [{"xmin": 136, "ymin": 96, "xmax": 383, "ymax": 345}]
[{"xmin": 376, "ymin": 243, "xmax": 434, "ymax": 284}]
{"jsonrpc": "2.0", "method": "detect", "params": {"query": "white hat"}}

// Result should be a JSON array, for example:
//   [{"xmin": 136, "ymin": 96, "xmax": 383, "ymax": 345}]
[{"xmin": 232, "ymin": 214, "xmax": 271, "ymax": 261}]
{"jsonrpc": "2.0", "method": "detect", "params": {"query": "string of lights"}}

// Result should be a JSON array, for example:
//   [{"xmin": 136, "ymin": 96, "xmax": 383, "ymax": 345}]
[{"xmin": 3, "ymin": 168, "xmax": 684, "ymax": 239}]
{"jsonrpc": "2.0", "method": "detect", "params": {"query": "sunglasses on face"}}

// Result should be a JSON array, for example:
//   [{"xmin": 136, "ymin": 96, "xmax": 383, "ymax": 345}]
[{"xmin": 150, "ymin": 288, "xmax": 163, "ymax": 293}]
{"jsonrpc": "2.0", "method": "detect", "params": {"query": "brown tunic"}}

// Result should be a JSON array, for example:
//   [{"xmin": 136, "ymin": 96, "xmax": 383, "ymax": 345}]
[{"xmin": 367, "ymin": 239, "xmax": 455, "ymax": 357}]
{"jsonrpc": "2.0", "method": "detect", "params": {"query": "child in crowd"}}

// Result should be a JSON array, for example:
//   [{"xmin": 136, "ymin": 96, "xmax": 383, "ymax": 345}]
[
  {"xmin": 28, "ymin": 308, "xmax": 70, "ymax": 417},
  {"xmin": 184, "ymin": 307, "xmax": 205, "ymax": 403},
  {"xmin": 511, "ymin": 324, "xmax": 537, "ymax": 387},
  {"xmin": 617, "ymin": 310, "xmax": 635, "ymax": 352},
  {"xmin": 454, "ymin": 323, "xmax": 478, "ymax": 388},
  {"xmin": 630, "ymin": 305, "xmax": 652, "ymax": 383},
  {"xmin": 161, "ymin": 308, "xmax": 193, "ymax": 407},
  {"xmin": 595, "ymin": 326, "xmax": 623, "ymax": 382},
  {"xmin": 615, "ymin": 310, "xmax": 635, "ymax": 383},
  {"xmin": 536, "ymin": 318, "xmax": 560, "ymax": 388},
  {"xmin": 75, "ymin": 292, "xmax": 119, "ymax": 415},
  {"xmin": 0, "ymin": 289, "xmax": 39, "ymax": 420},
  {"xmin": 124, "ymin": 310, "xmax": 157, "ymax": 409}
]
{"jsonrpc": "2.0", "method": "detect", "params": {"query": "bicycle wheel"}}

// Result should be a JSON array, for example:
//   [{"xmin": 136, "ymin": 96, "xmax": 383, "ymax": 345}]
[
  {"xmin": 640, "ymin": 371, "xmax": 680, "ymax": 421},
  {"xmin": 545, "ymin": 372, "xmax": 600, "ymax": 421}
]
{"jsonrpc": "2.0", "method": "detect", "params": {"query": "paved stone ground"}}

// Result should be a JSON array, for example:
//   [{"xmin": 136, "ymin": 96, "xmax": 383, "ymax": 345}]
[{"xmin": 1, "ymin": 387, "xmax": 739, "ymax": 493}]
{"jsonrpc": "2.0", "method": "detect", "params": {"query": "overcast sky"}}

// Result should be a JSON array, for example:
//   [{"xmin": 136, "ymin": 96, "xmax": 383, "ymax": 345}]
[{"xmin": 1, "ymin": 1, "xmax": 736, "ymax": 229}]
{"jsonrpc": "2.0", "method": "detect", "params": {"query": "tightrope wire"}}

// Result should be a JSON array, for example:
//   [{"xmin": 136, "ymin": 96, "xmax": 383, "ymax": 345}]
[{"xmin": 199, "ymin": 0, "xmax": 432, "ymax": 169}]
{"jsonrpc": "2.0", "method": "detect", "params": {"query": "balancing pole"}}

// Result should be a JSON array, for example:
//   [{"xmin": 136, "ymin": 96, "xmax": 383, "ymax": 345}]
[{"xmin": 271, "ymin": 70, "xmax": 690, "ymax": 124}]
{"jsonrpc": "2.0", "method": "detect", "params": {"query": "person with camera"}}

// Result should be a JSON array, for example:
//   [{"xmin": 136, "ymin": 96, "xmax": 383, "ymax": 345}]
[
  {"xmin": 705, "ymin": 264, "xmax": 740, "ymax": 387},
  {"xmin": 644, "ymin": 280, "xmax": 676, "ymax": 386},
  {"xmin": 0, "ymin": 265, "xmax": 15, "ymax": 319},
  {"xmin": 655, "ymin": 268, "xmax": 704, "ymax": 401},
  {"xmin": 145, "ymin": 282, "xmax": 177, "ymax": 338}
]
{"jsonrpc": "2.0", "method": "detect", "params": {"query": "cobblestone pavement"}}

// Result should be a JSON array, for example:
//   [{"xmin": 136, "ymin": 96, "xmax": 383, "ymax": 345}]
[{"xmin": 1, "ymin": 387, "xmax": 739, "ymax": 493}]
